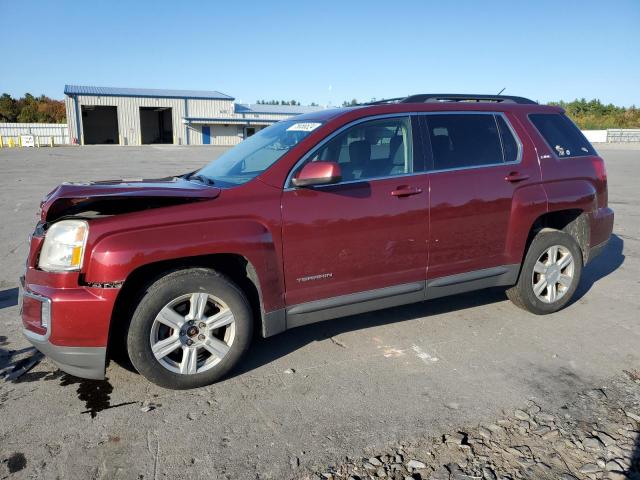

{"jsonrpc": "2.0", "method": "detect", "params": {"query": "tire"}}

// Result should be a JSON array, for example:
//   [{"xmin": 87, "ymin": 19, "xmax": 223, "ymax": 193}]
[
  {"xmin": 506, "ymin": 229, "xmax": 583, "ymax": 315},
  {"xmin": 126, "ymin": 268, "xmax": 253, "ymax": 389}
]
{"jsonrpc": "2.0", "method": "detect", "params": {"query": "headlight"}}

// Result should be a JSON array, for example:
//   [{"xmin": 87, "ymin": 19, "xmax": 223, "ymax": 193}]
[{"xmin": 39, "ymin": 220, "xmax": 89, "ymax": 272}]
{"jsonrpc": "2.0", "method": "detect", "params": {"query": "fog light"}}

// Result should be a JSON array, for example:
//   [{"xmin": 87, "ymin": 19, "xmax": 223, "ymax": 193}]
[{"xmin": 41, "ymin": 299, "xmax": 51, "ymax": 329}]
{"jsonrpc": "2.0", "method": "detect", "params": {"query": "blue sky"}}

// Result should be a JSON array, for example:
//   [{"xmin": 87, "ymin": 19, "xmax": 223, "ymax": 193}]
[{"xmin": 2, "ymin": 0, "xmax": 639, "ymax": 106}]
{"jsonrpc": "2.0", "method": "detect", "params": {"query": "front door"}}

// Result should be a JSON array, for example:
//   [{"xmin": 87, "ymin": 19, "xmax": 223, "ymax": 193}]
[
  {"xmin": 422, "ymin": 112, "xmax": 540, "ymax": 283},
  {"xmin": 202, "ymin": 126, "xmax": 211, "ymax": 144},
  {"xmin": 281, "ymin": 115, "xmax": 429, "ymax": 311}
]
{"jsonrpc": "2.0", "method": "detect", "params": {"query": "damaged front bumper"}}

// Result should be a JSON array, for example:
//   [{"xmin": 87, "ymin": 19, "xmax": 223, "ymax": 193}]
[
  {"xmin": 20, "ymin": 269, "xmax": 119, "ymax": 380},
  {"xmin": 23, "ymin": 328, "xmax": 106, "ymax": 380}
]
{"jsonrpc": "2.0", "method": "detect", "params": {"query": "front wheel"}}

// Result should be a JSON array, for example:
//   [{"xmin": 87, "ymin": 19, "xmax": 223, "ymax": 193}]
[
  {"xmin": 507, "ymin": 230, "xmax": 583, "ymax": 314},
  {"xmin": 127, "ymin": 268, "xmax": 253, "ymax": 389}
]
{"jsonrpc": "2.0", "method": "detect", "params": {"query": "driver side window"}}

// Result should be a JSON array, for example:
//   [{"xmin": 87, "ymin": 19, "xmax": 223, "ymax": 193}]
[{"xmin": 306, "ymin": 116, "xmax": 413, "ymax": 182}]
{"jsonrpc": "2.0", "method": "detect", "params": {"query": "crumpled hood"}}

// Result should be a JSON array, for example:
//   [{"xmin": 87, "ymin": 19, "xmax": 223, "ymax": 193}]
[{"xmin": 40, "ymin": 176, "xmax": 221, "ymax": 222}]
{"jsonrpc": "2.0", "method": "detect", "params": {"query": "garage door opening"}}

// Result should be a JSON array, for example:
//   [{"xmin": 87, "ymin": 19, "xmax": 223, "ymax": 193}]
[
  {"xmin": 81, "ymin": 106, "xmax": 119, "ymax": 144},
  {"xmin": 140, "ymin": 107, "xmax": 173, "ymax": 144}
]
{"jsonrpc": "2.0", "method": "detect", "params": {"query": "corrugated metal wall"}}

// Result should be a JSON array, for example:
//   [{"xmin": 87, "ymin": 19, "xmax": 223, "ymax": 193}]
[
  {"xmin": 0, "ymin": 123, "xmax": 69, "ymax": 144},
  {"xmin": 64, "ymin": 94, "xmax": 312, "ymax": 146},
  {"xmin": 65, "ymin": 95, "xmax": 240, "ymax": 145}
]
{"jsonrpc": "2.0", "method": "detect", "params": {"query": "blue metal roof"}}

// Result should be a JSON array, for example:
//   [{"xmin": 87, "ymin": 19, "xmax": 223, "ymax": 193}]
[
  {"xmin": 235, "ymin": 103, "xmax": 324, "ymax": 115},
  {"xmin": 64, "ymin": 84, "xmax": 234, "ymax": 100}
]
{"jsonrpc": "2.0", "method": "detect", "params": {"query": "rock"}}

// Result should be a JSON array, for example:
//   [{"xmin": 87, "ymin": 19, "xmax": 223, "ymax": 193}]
[
  {"xmin": 395, "ymin": 454, "xmax": 403, "ymax": 463},
  {"xmin": 482, "ymin": 467, "xmax": 497, "ymax": 480},
  {"xmin": 429, "ymin": 469, "xmax": 450, "ymax": 480},
  {"xmin": 585, "ymin": 389, "xmax": 606, "ymax": 399},
  {"xmin": 560, "ymin": 475, "xmax": 578, "ymax": 480},
  {"xmin": 605, "ymin": 472, "xmax": 627, "ymax": 480},
  {"xmin": 605, "ymin": 459, "xmax": 624, "ymax": 471},
  {"xmin": 376, "ymin": 466, "xmax": 386, "ymax": 477},
  {"xmin": 406, "ymin": 460, "xmax": 427, "ymax": 470},
  {"xmin": 186, "ymin": 412, "xmax": 196, "ymax": 420},
  {"xmin": 582, "ymin": 436, "xmax": 604, "ymax": 451},
  {"xmin": 535, "ymin": 413, "xmax": 555, "ymax": 424},
  {"xmin": 443, "ymin": 433, "xmax": 465, "ymax": 445},
  {"xmin": 369, "ymin": 457, "xmax": 383, "ymax": 467},
  {"xmin": 364, "ymin": 462, "xmax": 376, "ymax": 470},
  {"xmin": 487, "ymin": 424, "xmax": 506, "ymax": 437},
  {"xmin": 579, "ymin": 463, "xmax": 600, "ymax": 474},
  {"xmin": 289, "ymin": 456, "xmax": 300, "ymax": 468},
  {"xmin": 542, "ymin": 430, "xmax": 560, "ymax": 440},
  {"xmin": 532, "ymin": 425, "xmax": 551, "ymax": 436},
  {"xmin": 527, "ymin": 404, "xmax": 541, "ymax": 415},
  {"xmin": 595, "ymin": 431, "xmax": 616, "ymax": 446},
  {"xmin": 284, "ymin": 368, "xmax": 296, "ymax": 374},
  {"xmin": 624, "ymin": 410, "xmax": 640, "ymax": 423},
  {"xmin": 140, "ymin": 405, "xmax": 153, "ymax": 412},
  {"xmin": 513, "ymin": 410, "xmax": 530, "ymax": 421}
]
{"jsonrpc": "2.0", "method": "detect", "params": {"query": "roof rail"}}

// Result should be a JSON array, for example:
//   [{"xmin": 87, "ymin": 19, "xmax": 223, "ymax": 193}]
[
  {"xmin": 401, "ymin": 93, "xmax": 537, "ymax": 105},
  {"xmin": 359, "ymin": 94, "xmax": 537, "ymax": 106}
]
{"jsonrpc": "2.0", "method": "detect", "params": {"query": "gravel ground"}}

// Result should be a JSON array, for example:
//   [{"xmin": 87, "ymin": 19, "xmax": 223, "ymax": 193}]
[
  {"xmin": 304, "ymin": 371, "xmax": 640, "ymax": 480},
  {"xmin": 0, "ymin": 144, "xmax": 639, "ymax": 479}
]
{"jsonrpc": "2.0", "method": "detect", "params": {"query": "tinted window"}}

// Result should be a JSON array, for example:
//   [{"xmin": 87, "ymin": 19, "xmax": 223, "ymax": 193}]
[
  {"xmin": 426, "ymin": 114, "xmax": 503, "ymax": 170},
  {"xmin": 529, "ymin": 113, "xmax": 595, "ymax": 157},
  {"xmin": 304, "ymin": 117, "xmax": 413, "ymax": 182},
  {"xmin": 496, "ymin": 115, "xmax": 519, "ymax": 163}
]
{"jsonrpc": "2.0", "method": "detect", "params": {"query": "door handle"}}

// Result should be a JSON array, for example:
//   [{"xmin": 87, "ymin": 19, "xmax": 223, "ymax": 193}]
[
  {"xmin": 504, "ymin": 172, "xmax": 530, "ymax": 183},
  {"xmin": 391, "ymin": 186, "xmax": 423, "ymax": 197}
]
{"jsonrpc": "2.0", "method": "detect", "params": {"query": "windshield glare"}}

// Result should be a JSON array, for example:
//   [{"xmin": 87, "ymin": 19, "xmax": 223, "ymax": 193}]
[{"xmin": 194, "ymin": 120, "xmax": 323, "ymax": 186}]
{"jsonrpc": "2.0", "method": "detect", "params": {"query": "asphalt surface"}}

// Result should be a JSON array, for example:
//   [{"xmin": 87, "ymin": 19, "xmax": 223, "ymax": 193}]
[{"xmin": 0, "ymin": 144, "xmax": 638, "ymax": 479}]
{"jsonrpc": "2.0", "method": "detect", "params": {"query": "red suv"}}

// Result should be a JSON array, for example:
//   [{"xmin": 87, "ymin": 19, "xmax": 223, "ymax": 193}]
[{"xmin": 20, "ymin": 94, "xmax": 614, "ymax": 389}]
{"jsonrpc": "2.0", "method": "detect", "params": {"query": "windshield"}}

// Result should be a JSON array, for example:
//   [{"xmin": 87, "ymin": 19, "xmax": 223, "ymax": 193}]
[{"xmin": 193, "ymin": 120, "xmax": 323, "ymax": 186}]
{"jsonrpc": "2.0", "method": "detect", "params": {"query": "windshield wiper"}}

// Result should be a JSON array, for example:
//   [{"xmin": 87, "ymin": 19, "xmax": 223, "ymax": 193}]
[{"xmin": 188, "ymin": 173, "xmax": 215, "ymax": 186}]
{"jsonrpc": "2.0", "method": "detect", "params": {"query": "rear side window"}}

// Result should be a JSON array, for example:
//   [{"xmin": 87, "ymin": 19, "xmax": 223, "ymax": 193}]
[
  {"xmin": 496, "ymin": 115, "xmax": 519, "ymax": 163},
  {"xmin": 529, "ymin": 113, "xmax": 595, "ymax": 157},
  {"xmin": 425, "ymin": 114, "xmax": 517, "ymax": 170}
]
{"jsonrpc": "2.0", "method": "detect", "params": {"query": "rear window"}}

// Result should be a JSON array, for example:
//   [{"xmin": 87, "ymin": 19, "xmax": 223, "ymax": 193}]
[{"xmin": 529, "ymin": 113, "xmax": 595, "ymax": 158}]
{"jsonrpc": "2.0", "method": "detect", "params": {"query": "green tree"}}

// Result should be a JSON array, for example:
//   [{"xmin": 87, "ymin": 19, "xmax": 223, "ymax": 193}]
[
  {"xmin": 0, "ymin": 93, "xmax": 18, "ymax": 122},
  {"xmin": 342, "ymin": 99, "xmax": 359, "ymax": 107}
]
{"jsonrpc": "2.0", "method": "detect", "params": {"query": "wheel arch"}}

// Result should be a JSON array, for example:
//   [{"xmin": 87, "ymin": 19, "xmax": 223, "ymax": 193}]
[
  {"xmin": 523, "ymin": 208, "xmax": 589, "ymax": 265},
  {"xmin": 106, "ymin": 253, "xmax": 265, "ymax": 365}
]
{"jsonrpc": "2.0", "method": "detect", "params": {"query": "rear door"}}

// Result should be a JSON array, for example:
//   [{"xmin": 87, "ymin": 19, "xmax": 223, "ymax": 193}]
[
  {"xmin": 423, "ymin": 112, "xmax": 541, "ymax": 289},
  {"xmin": 280, "ymin": 115, "xmax": 429, "ymax": 311}
]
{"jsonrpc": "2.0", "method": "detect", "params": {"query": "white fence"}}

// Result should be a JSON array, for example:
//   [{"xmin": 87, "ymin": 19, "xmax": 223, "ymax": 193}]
[
  {"xmin": 0, "ymin": 123, "xmax": 69, "ymax": 145},
  {"xmin": 605, "ymin": 129, "xmax": 640, "ymax": 143},
  {"xmin": 582, "ymin": 129, "xmax": 640, "ymax": 143}
]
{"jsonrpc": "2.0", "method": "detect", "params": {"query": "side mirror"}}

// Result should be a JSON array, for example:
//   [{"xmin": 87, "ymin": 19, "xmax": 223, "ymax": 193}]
[{"xmin": 291, "ymin": 161, "xmax": 342, "ymax": 188}]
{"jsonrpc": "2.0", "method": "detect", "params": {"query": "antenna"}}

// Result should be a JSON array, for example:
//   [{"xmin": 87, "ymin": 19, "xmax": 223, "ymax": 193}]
[{"xmin": 497, "ymin": 87, "xmax": 506, "ymax": 95}]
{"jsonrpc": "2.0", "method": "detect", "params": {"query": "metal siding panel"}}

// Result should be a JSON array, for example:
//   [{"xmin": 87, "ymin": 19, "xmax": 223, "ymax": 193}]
[{"xmin": 74, "ymin": 95, "xmax": 186, "ymax": 145}]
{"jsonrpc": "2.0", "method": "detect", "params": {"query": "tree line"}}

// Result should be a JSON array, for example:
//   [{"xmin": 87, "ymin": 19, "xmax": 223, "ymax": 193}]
[
  {"xmin": 0, "ymin": 93, "xmax": 66, "ymax": 123},
  {"xmin": 547, "ymin": 98, "xmax": 640, "ymax": 129},
  {"xmin": 1, "ymin": 93, "xmax": 638, "ymax": 129}
]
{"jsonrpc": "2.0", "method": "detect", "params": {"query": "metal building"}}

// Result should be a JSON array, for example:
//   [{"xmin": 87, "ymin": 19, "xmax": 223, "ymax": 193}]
[{"xmin": 64, "ymin": 85, "xmax": 322, "ymax": 146}]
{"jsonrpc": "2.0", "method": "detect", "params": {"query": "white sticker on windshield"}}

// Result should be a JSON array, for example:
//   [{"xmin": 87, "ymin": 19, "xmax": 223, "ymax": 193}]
[{"xmin": 286, "ymin": 122, "xmax": 322, "ymax": 132}]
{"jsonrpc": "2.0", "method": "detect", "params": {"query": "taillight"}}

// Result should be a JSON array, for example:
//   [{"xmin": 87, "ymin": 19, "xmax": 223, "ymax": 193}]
[{"xmin": 592, "ymin": 156, "xmax": 608, "ymax": 207}]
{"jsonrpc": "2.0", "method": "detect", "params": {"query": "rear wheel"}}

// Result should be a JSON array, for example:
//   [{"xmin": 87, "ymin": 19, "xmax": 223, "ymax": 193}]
[
  {"xmin": 507, "ymin": 230, "xmax": 583, "ymax": 314},
  {"xmin": 127, "ymin": 268, "xmax": 253, "ymax": 389}
]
